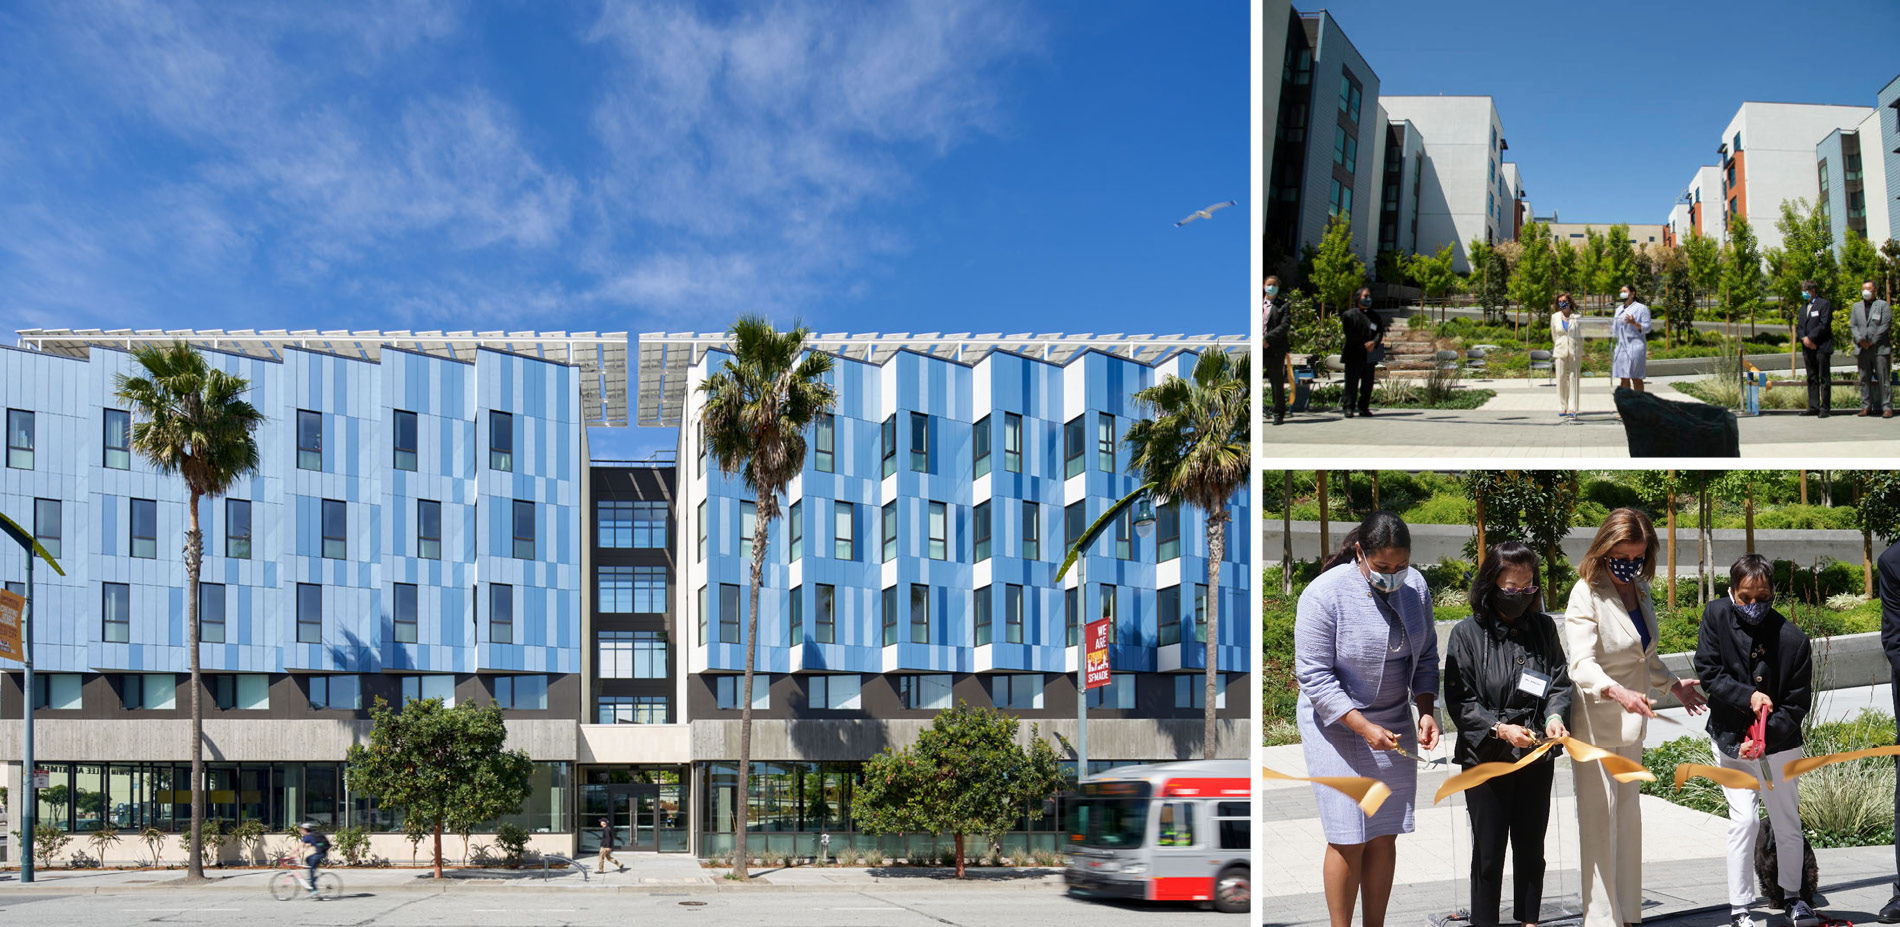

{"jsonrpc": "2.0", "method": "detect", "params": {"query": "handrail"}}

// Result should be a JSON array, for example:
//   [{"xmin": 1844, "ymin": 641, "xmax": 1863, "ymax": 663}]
[{"xmin": 540, "ymin": 853, "xmax": 588, "ymax": 881}]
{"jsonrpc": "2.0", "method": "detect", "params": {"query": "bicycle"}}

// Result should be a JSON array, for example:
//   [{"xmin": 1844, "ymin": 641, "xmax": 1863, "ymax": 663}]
[{"xmin": 268, "ymin": 853, "xmax": 341, "ymax": 902}]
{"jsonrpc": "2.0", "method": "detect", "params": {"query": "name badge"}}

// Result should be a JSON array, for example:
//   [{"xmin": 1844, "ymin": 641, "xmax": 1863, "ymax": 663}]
[{"xmin": 1517, "ymin": 669, "xmax": 1551, "ymax": 698}]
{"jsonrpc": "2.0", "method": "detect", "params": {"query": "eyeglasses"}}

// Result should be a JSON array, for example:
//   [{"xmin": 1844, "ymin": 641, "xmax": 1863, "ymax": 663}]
[{"xmin": 1500, "ymin": 585, "xmax": 1539, "ymax": 596}]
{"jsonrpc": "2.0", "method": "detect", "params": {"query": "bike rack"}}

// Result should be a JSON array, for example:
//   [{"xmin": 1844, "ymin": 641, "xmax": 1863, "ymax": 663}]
[{"xmin": 539, "ymin": 854, "xmax": 588, "ymax": 882}]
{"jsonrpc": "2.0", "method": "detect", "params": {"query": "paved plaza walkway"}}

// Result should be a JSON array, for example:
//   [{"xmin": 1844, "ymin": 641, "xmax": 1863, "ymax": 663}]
[{"xmin": 1263, "ymin": 374, "xmax": 1900, "ymax": 458}]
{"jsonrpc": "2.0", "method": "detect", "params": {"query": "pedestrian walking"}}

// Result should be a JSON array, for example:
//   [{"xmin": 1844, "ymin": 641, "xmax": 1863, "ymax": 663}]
[
  {"xmin": 1797, "ymin": 279, "xmax": 1835, "ymax": 417},
  {"xmin": 1264, "ymin": 275, "xmax": 1292, "ymax": 425},
  {"xmin": 1850, "ymin": 279, "xmax": 1891, "ymax": 418},
  {"xmin": 1294, "ymin": 510, "xmax": 1441, "ymax": 927},
  {"xmin": 1444, "ymin": 541, "xmax": 1573, "ymax": 927},
  {"xmin": 1611, "ymin": 285, "xmax": 1650, "ymax": 396},
  {"xmin": 1551, "ymin": 292, "xmax": 1586, "ymax": 418},
  {"xmin": 1340, "ymin": 287, "xmax": 1383, "ymax": 419},
  {"xmin": 1563, "ymin": 507, "xmax": 1707, "ymax": 927},
  {"xmin": 1694, "ymin": 553, "xmax": 1816, "ymax": 927},
  {"xmin": 597, "ymin": 817, "xmax": 624, "ymax": 873}
]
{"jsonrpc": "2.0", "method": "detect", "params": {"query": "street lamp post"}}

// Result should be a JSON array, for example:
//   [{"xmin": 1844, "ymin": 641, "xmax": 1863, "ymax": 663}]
[
  {"xmin": 1, "ymin": 513, "xmax": 61, "ymax": 884},
  {"xmin": 1057, "ymin": 487, "xmax": 1157, "ymax": 787}
]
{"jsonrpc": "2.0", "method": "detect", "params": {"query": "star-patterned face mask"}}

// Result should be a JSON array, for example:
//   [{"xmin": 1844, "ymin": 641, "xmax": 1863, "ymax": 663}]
[{"xmin": 1605, "ymin": 556, "xmax": 1645, "ymax": 583}]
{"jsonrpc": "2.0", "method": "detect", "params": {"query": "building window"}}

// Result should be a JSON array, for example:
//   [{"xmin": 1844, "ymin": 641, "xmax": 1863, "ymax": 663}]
[
  {"xmin": 633, "ymin": 500, "xmax": 668, "ymax": 547},
  {"xmin": 1003, "ymin": 412, "xmax": 1023, "ymax": 473},
  {"xmin": 910, "ymin": 583, "xmax": 931, "ymax": 644},
  {"xmin": 1114, "ymin": 508, "xmax": 1132, "ymax": 560},
  {"xmin": 1333, "ymin": 126, "xmax": 1357, "ymax": 174},
  {"xmin": 696, "ymin": 501, "xmax": 707, "ymax": 562},
  {"xmin": 1096, "ymin": 412, "xmax": 1115, "ymax": 472},
  {"xmin": 401, "ymin": 674, "xmax": 454, "ymax": 706},
  {"xmin": 393, "ymin": 582, "xmax": 418, "ymax": 644},
  {"xmin": 297, "ymin": 583, "xmax": 322, "ymax": 644},
  {"xmin": 32, "ymin": 673, "xmax": 83, "ymax": 710},
  {"xmin": 697, "ymin": 585, "xmax": 707, "ymax": 644},
  {"xmin": 122, "ymin": 673, "xmax": 176, "ymax": 710},
  {"xmin": 1063, "ymin": 415, "xmax": 1085, "ymax": 478},
  {"xmin": 489, "ymin": 410, "xmax": 514, "ymax": 471},
  {"xmin": 1100, "ymin": 583, "xmax": 1118, "ymax": 643},
  {"xmin": 1328, "ymin": 179, "xmax": 1353, "ymax": 219},
  {"xmin": 1157, "ymin": 502, "xmax": 1181, "ymax": 561},
  {"xmin": 322, "ymin": 498, "xmax": 346, "ymax": 560},
  {"xmin": 393, "ymin": 410, "xmax": 418, "ymax": 471},
  {"xmin": 833, "ymin": 501, "xmax": 855, "ymax": 560},
  {"xmin": 1194, "ymin": 584, "xmax": 1210, "ymax": 643},
  {"xmin": 295, "ymin": 409, "xmax": 321, "ymax": 470},
  {"xmin": 490, "ymin": 583, "xmax": 514, "ymax": 645},
  {"xmin": 493, "ymin": 675, "xmax": 548, "ymax": 710},
  {"xmin": 927, "ymin": 501, "xmax": 948, "ymax": 561},
  {"xmin": 715, "ymin": 675, "xmax": 770, "ymax": 710},
  {"xmin": 598, "ymin": 629, "xmax": 668, "ymax": 679},
  {"xmin": 1005, "ymin": 584, "xmax": 1024, "ymax": 644},
  {"xmin": 103, "ymin": 408, "xmax": 131, "ymax": 470},
  {"xmin": 634, "ymin": 565, "xmax": 668, "ymax": 613},
  {"xmin": 789, "ymin": 500, "xmax": 803, "ymax": 561},
  {"xmin": 1175, "ymin": 673, "xmax": 1227, "ymax": 709},
  {"xmin": 973, "ymin": 414, "xmax": 991, "ymax": 477},
  {"xmin": 1159, "ymin": 585, "xmax": 1182, "ymax": 646},
  {"xmin": 513, "ymin": 500, "xmax": 535, "ymax": 560},
  {"xmin": 992, "ymin": 674, "xmax": 1042, "ymax": 710},
  {"xmin": 1087, "ymin": 673, "xmax": 1135, "ymax": 709},
  {"xmin": 1338, "ymin": 72, "xmax": 1361, "ymax": 122},
  {"xmin": 599, "ymin": 695, "xmax": 667, "ymax": 724},
  {"xmin": 33, "ymin": 498, "xmax": 60, "ymax": 559},
  {"xmin": 881, "ymin": 501, "xmax": 897, "ymax": 562},
  {"xmin": 308, "ymin": 675, "xmax": 361, "ymax": 711},
  {"xmin": 1066, "ymin": 501, "xmax": 1087, "ymax": 550},
  {"xmin": 130, "ymin": 498, "xmax": 157, "ymax": 559},
  {"xmin": 881, "ymin": 586, "xmax": 898, "ymax": 646},
  {"xmin": 910, "ymin": 411, "xmax": 929, "ymax": 472},
  {"xmin": 101, "ymin": 581, "xmax": 131, "ymax": 643},
  {"xmin": 696, "ymin": 422, "xmax": 705, "ymax": 478},
  {"xmin": 816, "ymin": 584, "xmax": 836, "ymax": 643},
  {"xmin": 598, "ymin": 500, "xmax": 633, "ymax": 548},
  {"xmin": 898, "ymin": 674, "xmax": 952, "ymax": 710},
  {"xmin": 975, "ymin": 585, "xmax": 993, "ymax": 645},
  {"xmin": 209, "ymin": 674, "xmax": 270, "ymax": 711},
  {"xmin": 719, "ymin": 583, "xmax": 740, "ymax": 644},
  {"xmin": 789, "ymin": 585, "xmax": 803, "ymax": 642},
  {"xmin": 738, "ymin": 500, "xmax": 756, "ymax": 564},
  {"xmin": 226, "ymin": 499, "xmax": 252, "ymax": 559},
  {"xmin": 417, "ymin": 499, "xmax": 441, "ymax": 560},
  {"xmin": 200, "ymin": 582, "xmax": 226, "ymax": 643},
  {"xmin": 1065, "ymin": 587, "xmax": 1079, "ymax": 646},
  {"xmin": 881, "ymin": 414, "xmax": 897, "ymax": 478},
  {"xmin": 814, "ymin": 413, "xmax": 835, "ymax": 472},
  {"xmin": 807, "ymin": 674, "xmax": 863, "ymax": 710},
  {"xmin": 1021, "ymin": 501, "xmax": 1040, "ymax": 560},
  {"xmin": 974, "ymin": 501, "xmax": 992, "ymax": 561}
]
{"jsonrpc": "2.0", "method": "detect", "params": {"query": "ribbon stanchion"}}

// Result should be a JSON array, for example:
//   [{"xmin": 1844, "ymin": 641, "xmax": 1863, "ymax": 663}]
[
  {"xmin": 1432, "ymin": 736, "xmax": 1654, "ymax": 804},
  {"xmin": 1261, "ymin": 766, "xmax": 1393, "ymax": 817}
]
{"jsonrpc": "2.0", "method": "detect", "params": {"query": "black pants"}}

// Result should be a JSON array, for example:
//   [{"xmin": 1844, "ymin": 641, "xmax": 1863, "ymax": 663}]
[
  {"xmin": 1266, "ymin": 353, "xmax": 1287, "ymax": 419},
  {"xmin": 1466, "ymin": 758, "xmax": 1555, "ymax": 927},
  {"xmin": 1890, "ymin": 666, "xmax": 1900, "ymax": 886},
  {"xmin": 1342, "ymin": 358, "xmax": 1374, "ymax": 413},
  {"xmin": 1805, "ymin": 345, "xmax": 1833, "ymax": 412}
]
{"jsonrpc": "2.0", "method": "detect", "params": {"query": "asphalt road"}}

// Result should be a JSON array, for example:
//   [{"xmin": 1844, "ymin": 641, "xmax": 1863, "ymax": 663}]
[
  {"xmin": 1263, "ymin": 520, "xmax": 1870, "ymax": 573},
  {"xmin": 0, "ymin": 888, "xmax": 1237, "ymax": 926}
]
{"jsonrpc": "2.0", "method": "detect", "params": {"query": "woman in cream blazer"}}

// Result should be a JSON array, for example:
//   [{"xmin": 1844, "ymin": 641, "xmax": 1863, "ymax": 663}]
[
  {"xmin": 1563, "ymin": 507, "xmax": 1706, "ymax": 927},
  {"xmin": 1551, "ymin": 292, "xmax": 1586, "ymax": 418}
]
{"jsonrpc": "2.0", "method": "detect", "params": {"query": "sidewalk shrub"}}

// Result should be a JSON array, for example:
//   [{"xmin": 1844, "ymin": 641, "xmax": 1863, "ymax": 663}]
[
  {"xmin": 140, "ymin": 825, "xmax": 165, "ymax": 867},
  {"xmin": 18, "ymin": 822, "xmax": 72, "ymax": 870},
  {"xmin": 336, "ymin": 825, "xmax": 371, "ymax": 866},
  {"xmin": 87, "ymin": 825, "xmax": 122, "ymax": 867},
  {"xmin": 231, "ymin": 820, "xmax": 266, "ymax": 865}
]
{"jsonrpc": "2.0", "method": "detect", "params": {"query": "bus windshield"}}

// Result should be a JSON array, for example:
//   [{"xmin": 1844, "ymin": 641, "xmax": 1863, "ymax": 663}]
[{"xmin": 1068, "ymin": 797, "xmax": 1148, "ymax": 849}]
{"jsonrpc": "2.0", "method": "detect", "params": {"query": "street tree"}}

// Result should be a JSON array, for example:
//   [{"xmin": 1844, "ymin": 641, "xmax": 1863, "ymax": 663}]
[
  {"xmin": 1311, "ymin": 216, "xmax": 1366, "ymax": 320},
  {"xmin": 1407, "ymin": 244, "xmax": 1459, "ymax": 322},
  {"xmin": 1879, "ymin": 238, "xmax": 1900, "ymax": 302},
  {"xmin": 854, "ymin": 703, "xmax": 1063, "ymax": 878},
  {"xmin": 1580, "ymin": 227, "xmax": 1609, "ymax": 312},
  {"xmin": 1840, "ymin": 230, "xmax": 1881, "ymax": 307},
  {"xmin": 1770, "ymin": 199, "xmax": 1841, "ymax": 342},
  {"xmin": 1723, "ymin": 214, "xmax": 1767, "ymax": 336},
  {"xmin": 113, "ymin": 342, "xmax": 265, "ymax": 880},
  {"xmin": 1459, "ymin": 471, "xmax": 1579, "ymax": 592},
  {"xmin": 1125, "ymin": 349, "xmax": 1250, "ymax": 758},
  {"xmin": 1603, "ymin": 223, "xmax": 1637, "ymax": 301},
  {"xmin": 344, "ymin": 696, "xmax": 534, "ymax": 879},
  {"xmin": 1553, "ymin": 235, "xmax": 1583, "ymax": 303},
  {"xmin": 1682, "ymin": 230, "xmax": 1723, "ymax": 335},
  {"xmin": 697, "ymin": 316, "xmax": 839, "ymax": 879},
  {"xmin": 1508, "ymin": 222, "xmax": 1556, "ymax": 340},
  {"xmin": 1468, "ymin": 236, "xmax": 1510, "ymax": 324}
]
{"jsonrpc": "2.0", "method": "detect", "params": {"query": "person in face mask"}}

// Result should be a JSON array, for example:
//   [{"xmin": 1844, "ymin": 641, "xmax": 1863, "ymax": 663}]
[
  {"xmin": 1294, "ymin": 510, "xmax": 1439, "ymax": 927},
  {"xmin": 1551, "ymin": 292, "xmax": 1586, "ymax": 418},
  {"xmin": 1445, "ymin": 541, "xmax": 1574, "ymax": 927},
  {"xmin": 1611, "ymin": 284, "xmax": 1651, "ymax": 398},
  {"xmin": 1563, "ymin": 507, "xmax": 1707, "ymax": 927},
  {"xmin": 1693, "ymin": 554, "xmax": 1816, "ymax": 927},
  {"xmin": 1796, "ymin": 278, "xmax": 1836, "ymax": 417},
  {"xmin": 1340, "ymin": 287, "xmax": 1384, "ymax": 418},
  {"xmin": 1263, "ymin": 275, "xmax": 1292, "ymax": 425},
  {"xmin": 1850, "ymin": 278, "xmax": 1891, "ymax": 418}
]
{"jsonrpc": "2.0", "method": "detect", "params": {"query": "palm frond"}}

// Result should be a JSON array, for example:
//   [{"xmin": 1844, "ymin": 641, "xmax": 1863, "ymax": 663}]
[{"xmin": 113, "ymin": 342, "xmax": 266, "ymax": 499}]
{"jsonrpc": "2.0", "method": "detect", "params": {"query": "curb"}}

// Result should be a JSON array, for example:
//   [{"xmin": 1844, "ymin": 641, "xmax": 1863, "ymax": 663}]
[{"xmin": 0, "ymin": 877, "xmax": 1069, "ymax": 895}]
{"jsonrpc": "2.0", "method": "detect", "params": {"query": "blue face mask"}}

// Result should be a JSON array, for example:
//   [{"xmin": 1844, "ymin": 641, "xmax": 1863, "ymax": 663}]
[
  {"xmin": 1605, "ymin": 556, "xmax": 1645, "ymax": 583},
  {"xmin": 1734, "ymin": 598, "xmax": 1772, "ymax": 623},
  {"xmin": 1359, "ymin": 546, "xmax": 1406, "ymax": 594},
  {"xmin": 1802, "ymin": 290, "xmax": 1812, "ymax": 301},
  {"xmin": 1265, "ymin": 285, "xmax": 1279, "ymax": 297}
]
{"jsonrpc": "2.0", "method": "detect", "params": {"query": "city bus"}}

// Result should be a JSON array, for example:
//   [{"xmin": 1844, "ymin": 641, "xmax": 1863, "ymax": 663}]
[{"xmin": 1062, "ymin": 758, "xmax": 1249, "ymax": 913}]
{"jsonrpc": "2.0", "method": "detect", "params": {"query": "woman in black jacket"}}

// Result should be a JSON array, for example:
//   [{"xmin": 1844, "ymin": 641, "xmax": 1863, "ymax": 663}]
[
  {"xmin": 1263, "ymin": 275, "xmax": 1292, "ymax": 425},
  {"xmin": 1340, "ymin": 287, "xmax": 1383, "ymax": 418},
  {"xmin": 1444, "ymin": 541, "xmax": 1574, "ymax": 927}
]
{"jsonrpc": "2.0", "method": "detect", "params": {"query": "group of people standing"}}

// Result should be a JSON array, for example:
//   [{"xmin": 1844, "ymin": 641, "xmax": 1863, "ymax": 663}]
[
  {"xmin": 1292, "ymin": 507, "xmax": 1865, "ymax": 927},
  {"xmin": 1262, "ymin": 276, "xmax": 1384, "ymax": 424},
  {"xmin": 1797, "ymin": 280, "xmax": 1893, "ymax": 418}
]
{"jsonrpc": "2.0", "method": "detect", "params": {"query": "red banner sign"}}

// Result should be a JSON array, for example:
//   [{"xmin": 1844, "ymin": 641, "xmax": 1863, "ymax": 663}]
[{"xmin": 1084, "ymin": 618, "xmax": 1111, "ymax": 689}]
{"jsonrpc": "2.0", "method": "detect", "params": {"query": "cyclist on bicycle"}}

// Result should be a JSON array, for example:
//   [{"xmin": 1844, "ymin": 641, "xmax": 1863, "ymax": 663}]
[{"xmin": 296, "ymin": 823, "xmax": 330, "ymax": 894}]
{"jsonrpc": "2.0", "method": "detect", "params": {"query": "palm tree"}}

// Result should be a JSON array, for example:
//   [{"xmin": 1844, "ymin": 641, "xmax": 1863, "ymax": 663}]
[
  {"xmin": 115, "ymin": 342, "xmax": 264, "ymax": 881},
  {"xmin": 1124, "ymin": 349, "xmax": 1250, "ymax": 759},
  {"xmin": 697, "ymin": 316, "xmax": 836, "ymax": 879}
]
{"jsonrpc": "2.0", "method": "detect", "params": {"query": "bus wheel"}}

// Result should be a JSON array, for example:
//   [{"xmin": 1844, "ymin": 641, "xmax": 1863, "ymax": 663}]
[{"xmin": 1214, "ymin": 865, "xmax": 1250, "ymax": 914}]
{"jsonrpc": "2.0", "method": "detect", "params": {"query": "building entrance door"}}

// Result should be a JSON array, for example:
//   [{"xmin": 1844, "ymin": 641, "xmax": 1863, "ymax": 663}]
[{"xmin": 581, "ymin": 783, "xmax": 660, "ymax": 853}]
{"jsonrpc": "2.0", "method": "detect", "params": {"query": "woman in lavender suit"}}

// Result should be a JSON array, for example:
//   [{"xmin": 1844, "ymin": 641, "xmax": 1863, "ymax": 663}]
[{"xmin": 1295, "ymin": 511, "xmax": 1441, "ymax": 927}]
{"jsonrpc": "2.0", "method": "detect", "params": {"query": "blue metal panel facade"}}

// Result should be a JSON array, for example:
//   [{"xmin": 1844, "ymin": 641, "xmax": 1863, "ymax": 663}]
[{"xmin": 0, "ymin": 343, "xmax": 581, "ymax": 677}]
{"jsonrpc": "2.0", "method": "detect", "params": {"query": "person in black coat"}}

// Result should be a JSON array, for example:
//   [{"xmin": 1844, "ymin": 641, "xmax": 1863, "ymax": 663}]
[
  {"xmin": 1878, "ymin": 540, "xmax": 1900, "ymax": 922},
  {"xmin": 1797, "ymin": 278, "xmax": 1836, "ymax": 417},
  {"xmin": 1263, "ymin": 275, "xmax": 1292, "ymax": 425},
  {"xmin": 1444, "ymin": 541, "xmax": 1573, "ymax": 927},
  {"xmin": 1694, "ymin": 553, "xmax": 1816, "ymax": 927},
  {"xmin": 1339, "ymin": 287, "xmax": 1383, "ymax": 419}
]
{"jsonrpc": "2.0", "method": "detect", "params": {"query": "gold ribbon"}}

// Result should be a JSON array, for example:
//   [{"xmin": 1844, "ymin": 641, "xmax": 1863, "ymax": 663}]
[
  {"xmin": 1782, "ymin": 745, "xmax": 1900, "ymax": 782},
  {"xmin": 1433, "ymin": 736, "xmax": 1655, "ymax": 804},
  {"xmin": 1672, "ymin": 762, "xmax": 1762, "ymax": 792},
  {"xmin": 1261, "ymin": 765, "xmax": 1393, "ymax": 817}
]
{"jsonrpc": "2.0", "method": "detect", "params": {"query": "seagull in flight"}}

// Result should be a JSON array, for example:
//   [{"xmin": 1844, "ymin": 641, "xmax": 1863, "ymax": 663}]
[{"xmin": 1175, "ymin": 200, "xmax": 1236, "ymax": 227}]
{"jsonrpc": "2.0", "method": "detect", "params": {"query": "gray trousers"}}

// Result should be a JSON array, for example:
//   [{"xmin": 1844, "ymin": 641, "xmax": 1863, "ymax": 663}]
[{"xmin": 1860, "ymin": 348, "xmax": 1892, "ymax": 411}]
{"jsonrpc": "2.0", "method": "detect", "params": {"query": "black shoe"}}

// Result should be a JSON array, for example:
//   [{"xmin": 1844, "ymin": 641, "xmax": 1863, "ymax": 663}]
[
  {"xmin": 1789, "ymin": 898, "xmax": 1819, "ymax": 927},
  {"xmin": 1358, "ymin": 408, "xmax": 1374, "ymax": 417},
  {"xmin": 1801, "ymin": 410, "xmax": 1818, "ymax": 416},
  {"xmin": 1342, "ymin": 409, "xmax": 1355, "ymax": 419},
  {"xmin": 1819, "ymin": 411, "xmax": 1831, "ymax": 419},
  {"xmin": 1273, "ymin": 416, "xmax": 1285, "ymax": 426},
  {"xmin": 1878, "ymin": 890, "xmax": 1900, "ymax": 923}
]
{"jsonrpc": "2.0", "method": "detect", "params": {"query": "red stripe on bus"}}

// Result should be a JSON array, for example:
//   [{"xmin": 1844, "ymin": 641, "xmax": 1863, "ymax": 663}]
[
  {"xmin": 1158, "ymin": 777, "xmax": 1250, "ymax": 797},
  {"xmin": 1148, "ymin": 876, "xmax": 1214, "ymax": 901}
]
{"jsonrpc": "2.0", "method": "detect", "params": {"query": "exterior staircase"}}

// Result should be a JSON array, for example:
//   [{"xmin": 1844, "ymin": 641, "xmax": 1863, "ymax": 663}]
[{"xmin": 1380, "ymin": 318, "xmax": 1441, "ymax": 377}]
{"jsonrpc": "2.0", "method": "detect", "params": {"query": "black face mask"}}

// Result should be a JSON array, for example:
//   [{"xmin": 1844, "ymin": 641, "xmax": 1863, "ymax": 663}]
[{"xmin": 1495, "ymin": 590, "xmax": 1536, "ymax": 620}]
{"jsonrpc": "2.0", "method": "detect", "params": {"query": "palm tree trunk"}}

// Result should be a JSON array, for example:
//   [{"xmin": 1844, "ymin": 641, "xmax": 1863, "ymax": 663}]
[
  {"xmin": 735, "ymin": 517, "xmax": 769, "ymax": 881},
  {"xmin": 187, "ymin": 491, "xmax": 205, "ymax": 881},
  {"xmin": 1203, "ymin": 516, "xmax": 1225, "ymax": 760}
]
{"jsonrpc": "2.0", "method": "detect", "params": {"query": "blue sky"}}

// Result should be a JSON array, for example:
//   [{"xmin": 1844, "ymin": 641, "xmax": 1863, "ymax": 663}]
[
  {"xmin": 1319, "ymin": 0, "xmax": 1900, "ymax": 226},
  {"xmin": 0, "ymin": 0, "xmax": 1247, "ymax": 459}
]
